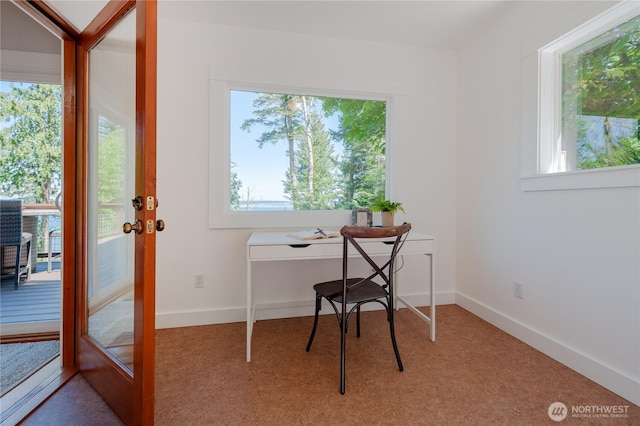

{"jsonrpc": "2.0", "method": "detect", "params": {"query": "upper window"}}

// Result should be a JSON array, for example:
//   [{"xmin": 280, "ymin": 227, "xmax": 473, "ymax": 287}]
[
  {"xmin": 210, "ymin": 80, "xmax": 391, "ymax": 228},
  {"xmin": 539, "ymin": 6, "xmax": 639, "ymax": 175}
]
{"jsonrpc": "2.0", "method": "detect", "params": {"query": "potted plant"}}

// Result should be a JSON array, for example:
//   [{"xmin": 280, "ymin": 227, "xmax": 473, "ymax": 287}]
[{"xmin": 370, "ymin": 192, "xmax": 405, "ymax": 227}]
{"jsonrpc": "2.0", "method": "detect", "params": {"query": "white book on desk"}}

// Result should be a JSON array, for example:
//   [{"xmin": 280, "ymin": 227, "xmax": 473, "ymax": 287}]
[{"xmin": 286, "ymin": 229, "xmax": 342, "ymax": 241}]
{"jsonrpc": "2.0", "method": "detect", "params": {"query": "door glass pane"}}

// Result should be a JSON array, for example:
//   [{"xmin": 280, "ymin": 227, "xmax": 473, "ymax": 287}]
[{"xmin": 86, "ymin": 9, "xmax": 136, "ymax": 373}]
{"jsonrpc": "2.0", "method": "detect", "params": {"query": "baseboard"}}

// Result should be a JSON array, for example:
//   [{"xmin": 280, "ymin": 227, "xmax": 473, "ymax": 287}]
[
  {"xmin": 155, "ymin": 290, "xmax": 456, "ymax": 329},
  {"xmin": 456, "ymin": 292, "xmax": 640, "ymax": 406},
  {"xmin": 155, "ymin": 306, "xmax": 245, "ymax": 329}
]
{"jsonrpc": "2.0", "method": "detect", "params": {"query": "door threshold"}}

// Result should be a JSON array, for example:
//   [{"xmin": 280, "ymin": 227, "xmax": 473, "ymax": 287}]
[{"xmin": 0, "ymin": 357, "xmax": 75, "ymax": 425}]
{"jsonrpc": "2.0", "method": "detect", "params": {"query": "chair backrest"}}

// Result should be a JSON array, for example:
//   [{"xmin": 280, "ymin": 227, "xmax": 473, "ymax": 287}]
[
  {"xmin": 340, "ymin": 223, "xmax": 411, "ymax": 288},
  {"xmin": 0, "ymin": 199, "xmax": 24, "ymax": 246}
]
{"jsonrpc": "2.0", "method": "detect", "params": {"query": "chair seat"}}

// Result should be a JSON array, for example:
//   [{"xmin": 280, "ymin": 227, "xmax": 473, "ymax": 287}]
[
  {"xmin": 313, "ymin": 278, "xmax": 387, "ymax": 305},
  {"xmin": 1, "ymin": 200, "xmax": 32, "ymax": 288}
]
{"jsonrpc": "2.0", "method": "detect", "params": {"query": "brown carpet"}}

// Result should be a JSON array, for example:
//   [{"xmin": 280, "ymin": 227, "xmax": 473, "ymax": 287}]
[
  {"xmin": 22, "ymin": 304, "xmax": 639, "ymax": 425},
  {"xmin": 21, "ymin": 374, "xmax": 124, "ymax": 426},
  {"xmin": 154, "ymin": 305, "xmax": 639, "ymax": 425}
]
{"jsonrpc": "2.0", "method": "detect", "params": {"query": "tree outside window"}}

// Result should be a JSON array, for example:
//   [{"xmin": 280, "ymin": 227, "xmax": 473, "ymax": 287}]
[
  {"xmin": 230, "ymin": 90, "xmax": 386, "ymax": 212},
  {"xmin": 1, "ymin": 82, "xmax": 62, "ymax": 252},
  {"xmin": 0, "ymin": 82, "xmax": 61, "ymax": 204},
  {"xmin": 561, "ymin": 13, "xmax": 639, "ymax": 171}
]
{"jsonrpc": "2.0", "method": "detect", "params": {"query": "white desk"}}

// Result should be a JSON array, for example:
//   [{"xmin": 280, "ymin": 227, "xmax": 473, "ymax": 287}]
[{"xmin": 246, "ymin": 231, "xmax": 435, "ymax": 362}]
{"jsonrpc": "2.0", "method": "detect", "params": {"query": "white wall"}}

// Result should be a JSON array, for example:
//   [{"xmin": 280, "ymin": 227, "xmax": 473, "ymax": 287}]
[
  {"xmin": 155, "ymin": 14, "xmax": 457, "ymax": 326},
  {"xmin": 456, "ymin": 1, "xmax": 640, "ymax": 405}
]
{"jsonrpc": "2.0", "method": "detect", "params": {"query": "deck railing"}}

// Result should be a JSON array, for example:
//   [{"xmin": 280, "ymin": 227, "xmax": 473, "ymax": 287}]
[
  {"xmin": 22, "ymin": 203, "xmax": 126, "ymax": 259},
  {"xmin": 96, "ymin": 203, "xmax": 126, "ymax": 239}
]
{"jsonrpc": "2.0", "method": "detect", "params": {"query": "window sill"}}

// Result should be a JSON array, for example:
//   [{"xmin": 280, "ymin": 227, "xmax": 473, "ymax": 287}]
[{"xmin": 520, "ymin": 165, "xmax": 640, "ymax": 192}]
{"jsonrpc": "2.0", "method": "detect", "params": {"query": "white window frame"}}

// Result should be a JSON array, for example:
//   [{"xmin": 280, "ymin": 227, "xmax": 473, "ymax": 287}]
[
  {"xmin": 521, "ymin": 1, "xmax": 640, "ymax": 192},
  {"xmin": 209, "ymin": 79, "xmax": 394, "ymax": 229}
]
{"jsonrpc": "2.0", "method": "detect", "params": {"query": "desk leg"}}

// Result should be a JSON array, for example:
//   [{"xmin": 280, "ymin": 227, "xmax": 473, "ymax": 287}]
[
  {"xmin": 246, "ymin": 260, "xmax": 253, "ymax": 362},
  {"xmin": 394, "ymin": 251, "xmax": 435, "ymax": 341},
  {"xmin": 430, "ymin": 252, "xmax": 435, "ymax": 341}
]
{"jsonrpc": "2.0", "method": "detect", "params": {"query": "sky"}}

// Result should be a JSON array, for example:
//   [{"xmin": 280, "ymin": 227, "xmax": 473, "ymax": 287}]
[
  {"xmin": 230, "ymin": 90, "xmax": 289, "ymax": 201},
  {"xmin": 230, "ymin": 90, "xmax": 342, "ymax": 202}
]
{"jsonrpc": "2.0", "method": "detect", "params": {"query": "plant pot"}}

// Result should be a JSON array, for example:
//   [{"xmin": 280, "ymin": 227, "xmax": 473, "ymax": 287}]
[{"xmin": 381, "ymin": 211, "xmax": 394, "ymax": 227}]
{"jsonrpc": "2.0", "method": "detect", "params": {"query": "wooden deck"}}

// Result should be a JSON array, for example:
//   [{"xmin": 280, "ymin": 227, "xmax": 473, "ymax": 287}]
[{"xmin": 0, "ymin": 262, "xmax": 60, "ymax": 337}]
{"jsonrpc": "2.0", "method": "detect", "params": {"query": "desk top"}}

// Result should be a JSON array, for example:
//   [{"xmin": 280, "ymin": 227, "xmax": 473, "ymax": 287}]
[{"xmin": 248, "ymin": 230, "xmax": 433, "ymax": 246}]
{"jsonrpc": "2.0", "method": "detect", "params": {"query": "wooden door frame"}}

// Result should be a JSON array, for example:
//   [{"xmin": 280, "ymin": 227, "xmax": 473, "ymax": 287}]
[
  {"xmin": 134, "ymin": 1, "xmax": 158, "ymax": 419},
  {"xmin": 75, "ymin": 1, "xmax": 157, "ymax": 424}
]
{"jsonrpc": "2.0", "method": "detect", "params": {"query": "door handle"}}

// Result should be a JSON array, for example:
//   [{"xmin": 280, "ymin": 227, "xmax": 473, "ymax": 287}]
[
  {"xmin": 156, "ymin": 219, "xmax": 165, "ymax": 232},
  {"xmin": 123, "ymin": 219, "xmax": 143, "ymax": 234}
]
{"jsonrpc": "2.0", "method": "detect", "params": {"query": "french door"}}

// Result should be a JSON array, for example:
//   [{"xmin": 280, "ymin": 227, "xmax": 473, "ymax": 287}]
[{"xmin": 76, "ymin": 1, "xmax": 157, "ymax": 424}]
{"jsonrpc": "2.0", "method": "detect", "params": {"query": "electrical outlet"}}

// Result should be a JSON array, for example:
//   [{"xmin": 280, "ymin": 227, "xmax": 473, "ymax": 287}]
[
  {"xmin": 513, "ymin": 281, "xmax": 524, "ymax": 299},
  {"xmin": 194, "ymin": 274, "xmax": 205, "ymax": 288}
]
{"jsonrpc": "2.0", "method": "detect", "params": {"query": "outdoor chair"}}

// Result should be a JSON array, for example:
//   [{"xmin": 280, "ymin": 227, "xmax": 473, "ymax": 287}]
[
  {"xmin": 0, "ymin": 199, "xmax": 32, "ymax": 289},
  {"xmin": 305, "ymin": 223, "xmax": 411, "ymax": 394},
  {"xmin": 48, "ymin": 192, "xmax": 62, "ymax": 273},
  {"xmin": 48, "ymin": 229, "xmax": 61, "ymax": 273}
]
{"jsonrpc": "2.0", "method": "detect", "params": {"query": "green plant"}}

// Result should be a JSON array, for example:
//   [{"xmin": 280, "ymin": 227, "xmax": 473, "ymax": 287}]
[{"xmin": 370, "ymin": 192, "xmax": 404, "ymax": 214}]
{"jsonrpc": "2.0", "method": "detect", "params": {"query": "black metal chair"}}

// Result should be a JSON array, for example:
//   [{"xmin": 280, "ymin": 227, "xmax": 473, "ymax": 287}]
[
  {"xmin": 0, "ymin": 199, "xmax": 32, "ymax": 289},
  {"xmin": 306, "ymin": 223, "xmax": 411, "ymax": 394}
]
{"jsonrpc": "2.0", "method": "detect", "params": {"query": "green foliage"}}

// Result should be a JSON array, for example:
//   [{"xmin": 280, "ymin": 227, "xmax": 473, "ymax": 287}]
[
  {"xmin": 322, "ymin": 98, "xmax": 386, "ymax": 155},
  {"xmin": 96, "ymin": 116, "xmax": 126, "ymax": 204},
  {"xmin": 240, "ymin": 94, "xmax": 302, "ymax": 148},
  {"xmin": 573, "ymin": 17, "xmax": 639, "ymax": 119},
  {"xmin": 0, "ymin": 83, "xmax": 62, "ymax": 203},
  {"xmin": 565, "ymin": 14, "xmax": 640, "ymax": 169},
  {"xmin": 323, "ymin": 98, "xmax": 386, "ymax": 210},
  {"xmin": 370, "ymin": 191, "xmax": 404, "ymax": 214},
  {"xmin": 579, "ymin": 135, "xmax": 640, "ymax": 169},
  {"xmin": 286, "ymin": 105, "xmax": 338, "ymax": 210}
]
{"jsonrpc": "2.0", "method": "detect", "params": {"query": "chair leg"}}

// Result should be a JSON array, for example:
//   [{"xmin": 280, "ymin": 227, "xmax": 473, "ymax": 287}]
[
  {"xmin": 13, "ymin": 244, "xmax": 21, "ymax": 290},
  {"xmin": 25, "ymin": 240, "xmax": 32, "ymax": 281},
  {"xmin": 340, "ymin": 310, "xmax": 347, "ymax": 395},
  {"xmin": 306, "ymin": 294, "xmax": 322, "ymax": 352},
  {"xmin": 388, "ymin": 309, "xmax": 403, "ymax": 372},
  {"xmin": 356, "ymin": 305, "xmax": 361, "ymax": 338},
  {"xmin": 48, "ymin": 235, "xmax": 53, "ymax": 273}
]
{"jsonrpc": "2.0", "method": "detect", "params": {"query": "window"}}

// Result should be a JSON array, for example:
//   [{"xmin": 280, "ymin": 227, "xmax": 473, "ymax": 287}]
[
  {"xmin": 210, "ymin": 81, "xmax": 391, "ymax": 228},
  {"xmin": 561, "ymin": 14, "xmax": 639, "ymax": 172},
  {"xmin": 537, "ymin": 4, "xmax": 639, "ymax": 176}
]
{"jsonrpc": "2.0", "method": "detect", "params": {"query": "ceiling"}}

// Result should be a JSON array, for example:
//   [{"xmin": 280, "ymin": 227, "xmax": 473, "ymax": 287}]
[
  {"xmin": 43, "ymin": 0, "xmax": 108, "ymax": 34},
  {"xmin": 41, "ymin": 0, "xmax": 514, "ymax": 50}
]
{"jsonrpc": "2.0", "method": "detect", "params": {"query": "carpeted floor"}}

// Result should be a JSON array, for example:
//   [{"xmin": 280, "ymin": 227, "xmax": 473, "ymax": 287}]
[
  {"xmin": 153, "ymin": 304, "xmax": 639, "ymax": 425},
  {"xmin": 0, "ymin": 340, "xmax": 60, "ymax": 396},
  {"xmin": 23, "ymin": 305, "xmax": 640, "ymax": 425},
  {"xmin": 21, "ymin": 374, "xmax": 124, "ymax": 426}
]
